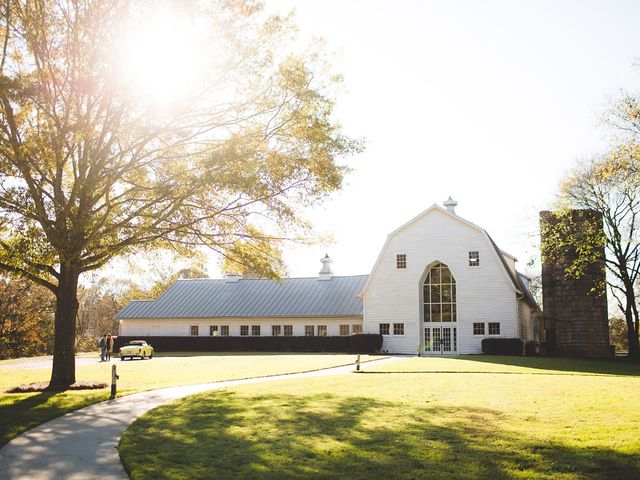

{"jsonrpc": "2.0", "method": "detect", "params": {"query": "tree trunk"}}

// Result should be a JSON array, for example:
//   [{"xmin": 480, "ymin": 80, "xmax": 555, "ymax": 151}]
[
  {"xmin": 626, "ymin": 305, "xmax": 639, "ymax": 361},
  {"xmin": 48, "ymin": 263, "xmax": 80, "ymax": 389}
]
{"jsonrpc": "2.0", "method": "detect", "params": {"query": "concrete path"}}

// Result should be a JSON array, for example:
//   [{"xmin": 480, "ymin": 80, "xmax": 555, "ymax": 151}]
[{"xmin": 0, "ymin": 357, "xmax": 401, "ymax": 480}]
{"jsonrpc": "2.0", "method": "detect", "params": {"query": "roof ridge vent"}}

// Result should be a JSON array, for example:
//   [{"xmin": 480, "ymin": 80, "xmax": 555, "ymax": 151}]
[
  {"xmin": 318, "ymin": 253, "xmax": 333, "ymax": 281},
  {"xmin": 225, "ymin": 272, "xmax": 240, "ymax": 283}
]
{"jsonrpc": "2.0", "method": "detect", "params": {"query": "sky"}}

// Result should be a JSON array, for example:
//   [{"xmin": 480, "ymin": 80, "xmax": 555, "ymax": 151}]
[{"xmin": 217, "ymin": 0, "xmax": 640, "ymax": 279}]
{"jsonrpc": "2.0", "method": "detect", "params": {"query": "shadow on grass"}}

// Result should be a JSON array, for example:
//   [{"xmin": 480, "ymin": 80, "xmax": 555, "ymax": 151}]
[
  {"xmin": 120, "ymin": 391, "xmax": 639, "ymax": 480},
  {"xmin": 0, "ymin": 390, "xmax": 107, "ymax": 448},
  {"xmin": 451, "ymin": 355, "xmax": 640, "ymax": 376}
]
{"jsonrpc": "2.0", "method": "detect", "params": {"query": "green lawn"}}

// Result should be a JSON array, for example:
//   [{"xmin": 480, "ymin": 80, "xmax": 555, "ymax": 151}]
[
  {"xmin": 120, "ymin": 356, "xmax": 640, "ymax": 480},
  {"xmin": 0, "ymin": 352, "xmax": 377, "ymax": 447}
]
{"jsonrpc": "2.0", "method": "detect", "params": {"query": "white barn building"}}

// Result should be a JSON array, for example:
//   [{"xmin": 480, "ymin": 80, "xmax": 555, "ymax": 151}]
[
  {"xmin": 117, "ymin": 199, "xmax": 540, "ymax": 354},
  {"xmin": 362, "ymin": 199, "xmax": 539, "ymax": 354}
]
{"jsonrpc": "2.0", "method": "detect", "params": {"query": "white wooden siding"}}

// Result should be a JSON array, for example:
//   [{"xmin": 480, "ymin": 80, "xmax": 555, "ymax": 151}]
[
  {"xmin": 119, "ymin": 317, "xmax": 362, "ymax": 337},
  {"xmin": 363, "ymin": 207, "xmax": 518, "ymax": 354}
]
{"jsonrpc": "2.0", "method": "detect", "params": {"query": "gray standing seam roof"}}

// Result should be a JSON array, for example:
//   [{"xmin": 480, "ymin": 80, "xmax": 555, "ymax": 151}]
[{"xmin": 115, "ymin": 275, "xmax": 368, "ymax": 319}]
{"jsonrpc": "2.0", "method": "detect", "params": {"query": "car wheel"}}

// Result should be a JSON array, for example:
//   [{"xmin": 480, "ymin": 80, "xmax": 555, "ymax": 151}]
[
  {"xmin": 149, "ymin": 352, "xmax": 153, "ymax": 359},
  {"xmin": 120, "ymin": 356, "xmax": 125, "ymax": 361}
]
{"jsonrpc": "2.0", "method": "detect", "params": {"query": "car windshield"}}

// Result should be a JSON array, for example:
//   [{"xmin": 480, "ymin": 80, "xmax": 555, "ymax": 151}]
[{"xmin": 125, "ymin": 341, "xmax": 145, "ymax": 346}]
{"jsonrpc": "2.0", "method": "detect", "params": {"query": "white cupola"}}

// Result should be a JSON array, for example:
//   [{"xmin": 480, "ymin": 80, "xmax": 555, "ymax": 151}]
[
  {"xmin": 318, "ymin": 254, "xmax": 333, "ymax": 281},
  {"xmin": 443, "ymin": 196, "xmax": 458, "ymax": 214}
]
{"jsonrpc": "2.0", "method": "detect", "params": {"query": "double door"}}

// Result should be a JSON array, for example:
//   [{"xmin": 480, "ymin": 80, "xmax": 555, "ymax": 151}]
[{"xmin": 424, "ymin": 326, "xmax": 457, "ymax": 354}]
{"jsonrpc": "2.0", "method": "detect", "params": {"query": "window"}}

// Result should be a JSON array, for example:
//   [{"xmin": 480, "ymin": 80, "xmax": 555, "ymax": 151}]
[
  {"xmin": 340, "ymin": 325, "xmax": 350, "ymax": 336},
  {"xmin": 251, "ymin": 325, "xmax": 261, "ymax": 336},
  {"xmin": 379, "ymin": 323, "xmax": 390, "ymax": 335},
  {"xmin": 423, "ymin": 262, "xmax": 456, "ymax": 322},
  {"xmin": 209, "ymin": 325, "xmax": 218, "ymax": 336},
  {"xmin": 473, "ymin": 323, "xmax": 485, "ymax": 335},
  {"xmin": 488, "ymin": 322, "xmax": 501, "ymax": 335},
  {"xmin": 469, "ymin": 251, "xmax": 480, "ymax": 267},
  {"xmin": 396, "ymin": 254, "xmax": 407, "ymax": 269},
  {"xmin": 305, "ymin": 325, "xmax": 315, "ymax": 336},
  {"xmin": 393, "ymin": 323, "xmax": 404, "ymax": 335},
  {"xmin": 272, "ymin": 325, "xmax": 282, "ymax": 336},
  {"xmin": 318, "ymin": 325, "xmax": 327, "ymax": 337},
  {"xmin": 240, "ymin": 325, "xmax": 249, "ymax": 336},
  {"xmin": 220, "ymin": 325, "xmax": 229, "ymax": 336},
  {"xmin": 190, "ymin": 325, "xmax": 199, "ymax": 336},
  {"xmin": 284, "ymin": 325, "xmax": 293, "ymax": 336},
  {"xmin": 352, "ymin": 324, "xmax": 362, "ymax": 334}
]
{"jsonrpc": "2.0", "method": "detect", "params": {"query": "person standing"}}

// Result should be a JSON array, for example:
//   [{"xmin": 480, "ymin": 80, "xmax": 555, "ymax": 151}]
[
  {"xmin": 99, "ymin": 335, "xmax": 105, "ymax": 361},
  {"xmin": 101, "ymin": 334, "xmax": 108, "ymax": 362},
  {"xmin": 106, "ymin": 333, "xmax": 114, "ymax": 361}
]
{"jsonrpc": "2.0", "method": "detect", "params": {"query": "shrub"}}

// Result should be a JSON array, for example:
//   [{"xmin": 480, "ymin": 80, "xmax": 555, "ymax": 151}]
[
  {"xmin": 114, "ymin": 334, "xmax": 383, "ymax": 354},
  {"xmin": 524, "ymin": 341, "xmax": 539, "ymax": 356},
  {"xmin": 481, "ymin": 338, "xmax": 524, "ymax": 355}
]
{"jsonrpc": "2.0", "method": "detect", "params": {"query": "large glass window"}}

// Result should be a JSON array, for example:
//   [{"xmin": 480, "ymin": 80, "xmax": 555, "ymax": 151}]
[
  {"xmin": 423, "ymin": 262, "xmax": 456, "ymax": 322},
  {"xmin": 240, "ymin": 325, "xmax": 249, "ymax": 336},
  {"xmin": 379, "ymin": 323, "xmax": 390, "ymax": 335},
  {"xmin": 283, "ymin": 325, "xmax": 293, "ymax": 336},
  {"xmin": 220, "ymin": 325, "xmax": 229, "ymax": 336},
  {"xmin": 251, "ymin": 325, "xmax": 261, "ymax": 336},
  {"xmin": 305, "ymin": 325, "xmax": 315, "ymax": 336},
  {"xmin": 340, "ymin": 325, "xmax": 350, "ymax": 336},
  {"xmin": 488, "ymin": 322, "xmax": 501, "ymax": 335},
  {"xmin": 190, "ymin": 325, "xmax": 199, "ymax": 336},
  {"xmin": 317, "ymin": 325, "xmax": 327, "ymax": 337},
  {"xmin": 209, "ymin": 326, "xmax": 218, "ymax": 336},
  {"xmin": 352, "ymin": 324, "xmax": 362, "ymax": 334},
  {"xmin": 272, "ymin": 325, "xmax": 281, "ymax": 336}
]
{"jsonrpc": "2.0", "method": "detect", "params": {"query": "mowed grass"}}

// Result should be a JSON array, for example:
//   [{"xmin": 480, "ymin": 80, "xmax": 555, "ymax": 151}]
[
  {"xmin": 120, "ymin": 356, "xmax": 640, "ymax": 480},
  {"xmin": 0, "ymin": 352, "xmax": 377, "ymax": 447}
]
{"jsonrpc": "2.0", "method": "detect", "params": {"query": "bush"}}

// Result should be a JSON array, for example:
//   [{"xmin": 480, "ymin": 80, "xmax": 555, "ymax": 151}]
[
  {"xmin": 481, "ymin": 338, "xmax": 524, "ymax": 355},
  {"xmin": 114, "ymin": 334, "xmax": 383, "ymax": 354},
  {"xmin": 524, "ymin": 341, "xmax": 539, "ymax": 356}
]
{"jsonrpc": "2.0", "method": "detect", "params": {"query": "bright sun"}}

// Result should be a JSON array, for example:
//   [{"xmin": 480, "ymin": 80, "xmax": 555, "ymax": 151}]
[{"xmin": 121, "ymin": 5, "xmax": 202, "ymax": 108}]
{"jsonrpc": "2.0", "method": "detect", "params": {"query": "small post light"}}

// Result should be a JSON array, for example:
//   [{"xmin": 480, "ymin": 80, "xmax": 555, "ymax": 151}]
[
  {"xmin": 110, "ymin": 364, "xmax": 119, "ymax": 399},
  {"xmin": 356, "ymin": 353, "xmax": 361, "ymax": 372}
]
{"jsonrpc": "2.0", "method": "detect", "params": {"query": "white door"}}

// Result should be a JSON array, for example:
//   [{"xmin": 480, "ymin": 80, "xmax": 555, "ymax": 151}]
[{"xmin": 424, "ymin": 326, "xmax": 457, "ymax": 354}]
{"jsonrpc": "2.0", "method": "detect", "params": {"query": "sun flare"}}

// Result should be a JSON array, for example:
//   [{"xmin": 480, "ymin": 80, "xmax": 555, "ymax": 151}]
[{"xmin": 121, "ymin": 5, "xmax": 202, "ymax": 107}]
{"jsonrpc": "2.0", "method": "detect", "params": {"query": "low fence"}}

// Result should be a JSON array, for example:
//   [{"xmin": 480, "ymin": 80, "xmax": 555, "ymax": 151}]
[{"xmin": 113, "ymin": 334, "xmax": 383, "ymax": 354}]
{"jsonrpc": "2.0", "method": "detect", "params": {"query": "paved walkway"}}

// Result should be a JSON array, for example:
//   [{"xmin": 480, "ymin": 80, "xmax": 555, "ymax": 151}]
[{"xmin": 0, "ymin": 357, "xmax": 401, "ymax": 480}]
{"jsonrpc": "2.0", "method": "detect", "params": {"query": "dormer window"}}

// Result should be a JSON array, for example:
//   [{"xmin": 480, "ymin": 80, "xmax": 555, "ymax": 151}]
[
  {"xmin": 469, "ymin": 251, "xmax": 480, "ymax": 267},
  {"xmin": 396, "ymin": 254, "xmax": 407, "ymax": 269}
]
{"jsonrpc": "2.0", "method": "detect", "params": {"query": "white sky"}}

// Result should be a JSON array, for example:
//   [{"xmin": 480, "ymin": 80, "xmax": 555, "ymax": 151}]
[{"xmin": 222, "ymin": 0, "xmax": 640, "ymax": 280}]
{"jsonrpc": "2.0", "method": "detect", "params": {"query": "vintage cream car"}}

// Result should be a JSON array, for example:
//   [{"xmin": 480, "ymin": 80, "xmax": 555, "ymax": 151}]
[{"xmin": 119, "ymin": 340, "xmax": 154, "ymax": 360}]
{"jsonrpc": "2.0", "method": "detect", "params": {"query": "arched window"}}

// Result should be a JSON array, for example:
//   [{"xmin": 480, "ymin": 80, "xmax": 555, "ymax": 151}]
[{"xmin": 423, "ymin": 262, "xmax": 456, "ymax": 322}]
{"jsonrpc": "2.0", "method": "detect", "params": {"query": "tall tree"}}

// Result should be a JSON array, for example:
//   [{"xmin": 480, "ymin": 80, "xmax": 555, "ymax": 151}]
[
  {"xmin": 0, "ymin": 0, "xmax": 360, "ymax": 387},
  {"xmin": 555, "ymin": 148, "xmax": 640, "ymax": 358}
]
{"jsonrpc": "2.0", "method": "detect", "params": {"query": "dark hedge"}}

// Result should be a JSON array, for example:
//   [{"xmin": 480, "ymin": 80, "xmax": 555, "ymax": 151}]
[
  {"xmin": 481, "ymin": 338, "xmax": 524, "ymax": 356},
  {"xmin": 524, "ymin": 341, "xmax": 540, "ymax": 356},
  {"xmin": 114, "ymin": 334, "xmax": 383, "ymax": 354}
]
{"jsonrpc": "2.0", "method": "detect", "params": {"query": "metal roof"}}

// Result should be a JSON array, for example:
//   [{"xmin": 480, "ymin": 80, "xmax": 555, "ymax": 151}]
[{"xmin": 115, "ymin": 275, "xmax": 368, "ymax": 319}]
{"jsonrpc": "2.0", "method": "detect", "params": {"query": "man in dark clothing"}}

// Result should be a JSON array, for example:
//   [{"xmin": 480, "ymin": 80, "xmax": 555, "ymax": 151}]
[{"xmin": 106, "ymin": 333, "xmax": 113, "ymax": 361}]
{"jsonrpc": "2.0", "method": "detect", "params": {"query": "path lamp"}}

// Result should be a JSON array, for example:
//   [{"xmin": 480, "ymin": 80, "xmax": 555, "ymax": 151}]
[{"xmin": 110, "ymin": 365, "xmax": 119, "ymax": 399}]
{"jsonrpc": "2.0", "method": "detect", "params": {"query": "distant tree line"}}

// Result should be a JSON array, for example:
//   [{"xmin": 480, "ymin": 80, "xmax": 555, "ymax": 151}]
[{"xmin": 0, "ymin": 265, "xmax": 204, "ymax": 359}]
